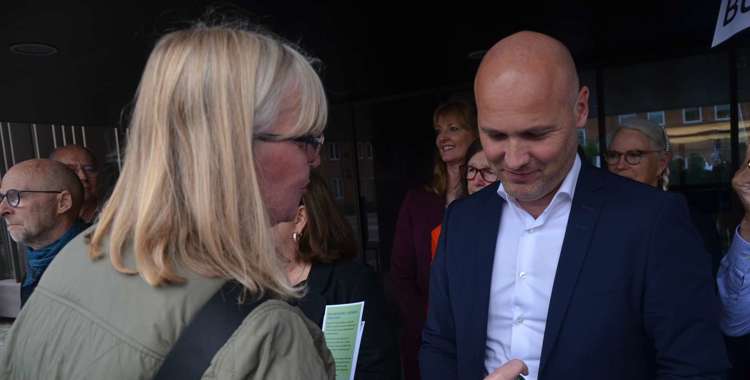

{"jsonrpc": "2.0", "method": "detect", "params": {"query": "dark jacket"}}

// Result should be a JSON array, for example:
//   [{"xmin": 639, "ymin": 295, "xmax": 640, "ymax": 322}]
[
  {"xmin": 298, "ymin": 260, "xmax": 400, "ymax": 380},
  {"xmin": 421, "ymin": 163, "xmax": 730, "ymax": 380}
]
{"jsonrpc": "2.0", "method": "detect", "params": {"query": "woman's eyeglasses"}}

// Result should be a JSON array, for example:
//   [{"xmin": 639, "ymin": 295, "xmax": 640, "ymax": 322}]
[
  {"xmin": 466, "ymin": 166, "xmax": 498, "ymax": 182},
  {"xmin": 254, "ymin": 133, "xmax": 325, "ymax": 162},
  {"xmin": 604, "ymin": 149, "xmax": 661, "ymax": 166}
]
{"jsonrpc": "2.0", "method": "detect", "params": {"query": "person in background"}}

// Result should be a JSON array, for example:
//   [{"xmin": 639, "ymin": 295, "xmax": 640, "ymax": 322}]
[
  {"xmin": 718, "ymin": 143, "xmax": 750, "ymax": 337},
  {"xmin": 607, "ymin": 118, "xmax": 750, "ymax": 379},
  {"xmin": 273, "ymin": 170, "xmax": 400, "ymax": 379},
  {"xmin": 1, "ymin": 22, "xmax": 334, "ymax": 379},
  {"xmin": 0, "ymin": 159, "xmax": 86, "ymax": 306},
  {"xmin": 464, "ymin": 142, "xmax": 498, "ymax": 196},
  {"xmin": 50, "ymin": 144, "xmax": 99, "ymax": 223},
  {"xmin": 390, "ymin": 99, "xmax": 477, "ymax": 379},
  {"xmin": 430, "ymin": 140, "xmax": 497, "ymax": 259},
  {"xmin": 605, "ymin": 117, "xmax": 724, "ymax": 275}
]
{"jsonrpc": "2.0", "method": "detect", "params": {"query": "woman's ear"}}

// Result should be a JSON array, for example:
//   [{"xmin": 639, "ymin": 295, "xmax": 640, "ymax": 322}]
[{"xmin": 294, "ymin": 205, "xmax": 308, "ymax": 233}]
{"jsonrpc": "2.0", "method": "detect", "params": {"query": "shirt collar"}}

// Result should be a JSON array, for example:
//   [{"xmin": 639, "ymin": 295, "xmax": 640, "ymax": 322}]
[{"xmin": 497, "ymin": 154, "xmax": 582, "ymax": 206}]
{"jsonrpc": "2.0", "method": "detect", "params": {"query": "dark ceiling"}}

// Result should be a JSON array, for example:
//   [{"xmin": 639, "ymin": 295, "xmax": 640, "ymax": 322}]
[{"xmin": 0, "ymin": 1, "xmax": 729, "ymax": 126}]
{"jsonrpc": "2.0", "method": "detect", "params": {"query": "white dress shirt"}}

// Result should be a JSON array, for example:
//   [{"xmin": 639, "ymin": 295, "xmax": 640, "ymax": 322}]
[{"xmin": 484, "ymin": 156, "xmax": 581, "ymax": 380}]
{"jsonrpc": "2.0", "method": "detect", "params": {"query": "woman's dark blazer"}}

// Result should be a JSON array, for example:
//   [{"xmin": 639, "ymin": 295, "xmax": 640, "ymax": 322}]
[{"xmin": 297, "ymin": 260, "xmax": 400, "ymax": 380}]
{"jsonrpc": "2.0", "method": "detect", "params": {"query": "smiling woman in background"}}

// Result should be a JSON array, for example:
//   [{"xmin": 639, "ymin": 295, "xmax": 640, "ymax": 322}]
[{"xmin": 390, "ymin": 99, "xmax": 477, "ymax": 380}]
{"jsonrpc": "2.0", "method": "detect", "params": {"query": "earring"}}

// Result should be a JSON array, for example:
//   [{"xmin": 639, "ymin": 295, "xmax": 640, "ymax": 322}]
[{"xmin": 292, "ymin": 232, "xmax": 301, "ymax": 242}]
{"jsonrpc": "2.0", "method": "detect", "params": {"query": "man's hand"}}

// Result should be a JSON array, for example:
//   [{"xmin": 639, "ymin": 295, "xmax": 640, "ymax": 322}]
[
  {"xmin": 732, "ymin": 145, "xmax": 750, "ymax": 241},
  {"xmin": 483, "ymin": 359, "xmax": 528, "ymax": 380}
]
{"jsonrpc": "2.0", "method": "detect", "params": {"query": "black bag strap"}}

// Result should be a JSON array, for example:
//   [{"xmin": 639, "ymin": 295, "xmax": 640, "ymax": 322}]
[{"xmin": 154, "ymin": 281, "xmax": 267, "ymax": 380}]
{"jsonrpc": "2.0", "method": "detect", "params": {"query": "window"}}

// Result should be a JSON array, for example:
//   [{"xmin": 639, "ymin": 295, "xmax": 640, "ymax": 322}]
[
  {"xmin": 682, "ymin": 107, "xmax": 703, "ymax": 124},
  {"xmin": 647, "ymin": 111, "xmax": 665, "ymax": 126},
  {"xmin": 576, "ymin": 129, "xmax": 587, "ymax": 146},
  {"xmin": 714, "ymin": 104, "xmax": 730, "ymax": 121},
  {"xmin": 617, "ymin": 113, "xmax": 638, "ymax": 124},
  {"xmin": 332, "ymin": 177, "xmax": 343, "ymax": 199},
  {"xmin": 328, "ymin": 142, "xmax": 340, "ymax": 160},
  {"xmin": 357, "ymin": 142, "xmax": 364, "ymax": 160}
]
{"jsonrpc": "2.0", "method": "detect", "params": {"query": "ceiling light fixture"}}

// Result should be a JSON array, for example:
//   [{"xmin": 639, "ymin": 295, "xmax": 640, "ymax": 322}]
[{"xmin": 9, "ymin": 43, "xmax": 58, "ymax": 57}]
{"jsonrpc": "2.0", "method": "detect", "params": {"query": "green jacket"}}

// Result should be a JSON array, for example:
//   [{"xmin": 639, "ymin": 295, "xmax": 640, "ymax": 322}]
[{"xmin": 0, "ymin": 229, "xmax": 335, "ymax": 380}]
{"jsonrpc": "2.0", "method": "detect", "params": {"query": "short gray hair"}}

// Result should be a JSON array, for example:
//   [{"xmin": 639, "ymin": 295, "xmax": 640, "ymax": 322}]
[
  {"xmin": 608, "ymin": 117, "xmax": 670, "ymax": 153},
  {"xmin": 608, "ymin": 117, "xmax": 672, "ymax": 191}
]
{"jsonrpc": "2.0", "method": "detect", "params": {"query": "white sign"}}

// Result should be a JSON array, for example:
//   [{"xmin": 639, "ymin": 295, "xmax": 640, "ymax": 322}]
[{"xmin": 713, "ymin": 0, "xmax": 750, "ymax": 47}]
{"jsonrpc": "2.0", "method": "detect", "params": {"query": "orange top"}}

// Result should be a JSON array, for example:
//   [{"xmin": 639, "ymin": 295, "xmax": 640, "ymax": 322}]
[{"xmin": 430, "ymin": 224, "xmax": 442, "ymax": 261}]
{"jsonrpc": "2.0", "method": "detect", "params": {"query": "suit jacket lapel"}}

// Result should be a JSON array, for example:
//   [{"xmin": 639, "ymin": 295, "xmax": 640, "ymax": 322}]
[
  {"xmin": 538, "ymin": 164, "xmax": 605, "ymax": 377},
  {"xmin": 470, "ymin": 183, "xmax": 505, "ymax": 375}
]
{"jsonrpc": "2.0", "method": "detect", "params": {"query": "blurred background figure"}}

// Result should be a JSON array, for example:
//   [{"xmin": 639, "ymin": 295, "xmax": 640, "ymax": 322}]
[
  {"xmin": 606, "ymin": 117, "xmax": 750, "ymax": 379},
  {"xmin": 430, "ymin": 141, "xmax": 497, "ymax": 259},
  {"xmin": 718, "ymin": 145, "xmax": 750, "ymax": 335},
  {"xmin": 390, "ymin": 99, "xmax": 476, "ymax": 380},
  {"xmin": 464, "ymin": 141, "xmax": 498, "ymax": 197},
  {"xmin": 1, "ymin": 23, "xmax": 334, "ymax": 379},
  {"xmin": 606, "ymin": 118, "xmax": 672, "ymax": 190},
  {"xmin": 274, "ymin": 170, "xmax": 399, "ymax": 379},
  {"xmin": 606, "ymin": 118, "xmax": 723, "ymax": 274},
  {"xmin": 50, "ymin": 144, "xmax": 99, "ymax": 223},
  {"xmin": 0, "ymin": 159, "xmax": 86, "ymax": 306}
]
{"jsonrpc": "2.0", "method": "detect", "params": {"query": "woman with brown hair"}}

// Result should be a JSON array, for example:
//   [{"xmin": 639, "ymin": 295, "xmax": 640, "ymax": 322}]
[
  {"xmin": 273, "ymin": 170, "xmax": 400, "ymax": 379},
  {"xmin": 390, "ymin": 99, "xmax": 477, "ymax": 379}
]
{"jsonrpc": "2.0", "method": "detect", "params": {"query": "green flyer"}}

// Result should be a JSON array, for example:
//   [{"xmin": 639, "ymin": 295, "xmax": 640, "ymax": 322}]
[{"xmin": 322, "ymin": 301, "xmax": 365, "ymax": 380}]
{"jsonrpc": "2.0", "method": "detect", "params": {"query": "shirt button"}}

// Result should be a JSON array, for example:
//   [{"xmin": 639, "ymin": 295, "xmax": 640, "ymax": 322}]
[
  {"xmin": 514, "ymin": 317, "xmax": 524, "ymax": 325},
  {"xmin": 528, "ymin": 227, "xmax": 537, "ymax": 233},
  {"xmin": 519, "ymin": 272, "xmax": 527, "ymax": 279}
]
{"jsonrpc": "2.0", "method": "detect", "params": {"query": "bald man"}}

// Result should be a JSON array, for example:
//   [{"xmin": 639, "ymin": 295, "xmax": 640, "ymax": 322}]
[
  {"xmin": 421, "ymin": 32, "xmax": 729, "ymax": 380},
  {"xmin": 50, "ymin": 144, "xmax": 99, "ymax": 223},
  {"xmin": 0, "ymin": 159, "xmax": 89, "ymax": 306}
]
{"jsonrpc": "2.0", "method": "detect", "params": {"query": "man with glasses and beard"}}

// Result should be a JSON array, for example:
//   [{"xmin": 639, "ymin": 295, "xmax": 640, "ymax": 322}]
[{"xmin": 0, "ymin": 159, "xmax": 87, "ymax": 306}]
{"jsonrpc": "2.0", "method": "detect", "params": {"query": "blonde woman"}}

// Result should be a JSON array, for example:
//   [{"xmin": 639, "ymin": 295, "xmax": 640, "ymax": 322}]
[{"xmin": 1, "ymin": 23, "xmax": 334, "ymax": 379}]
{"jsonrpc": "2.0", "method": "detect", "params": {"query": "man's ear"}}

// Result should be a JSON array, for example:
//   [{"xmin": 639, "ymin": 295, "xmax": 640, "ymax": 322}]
[
  {"xmin": 57, "ymin": 191, "xmax": 73, "ymax": 215},
  {"xmin": 575, "ymin": 86, "xmax": 590, "ymax": 128}
]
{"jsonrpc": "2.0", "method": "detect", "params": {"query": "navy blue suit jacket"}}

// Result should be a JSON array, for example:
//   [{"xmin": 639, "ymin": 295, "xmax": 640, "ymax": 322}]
[{"xmin": 420, "ymin": 163, "xmax": 729, "ymax": 380}]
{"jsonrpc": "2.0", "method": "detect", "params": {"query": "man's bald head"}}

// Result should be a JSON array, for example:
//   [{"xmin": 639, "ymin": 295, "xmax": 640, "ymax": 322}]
[
  {"xmin": 475, "ymin": 31, "xmax": 580, "ymax": 111},
  {"xmin": 473, "ymin": 31, "xmax": 589, "ymax": 217},
  {"xmin": 0, "ymin": 159, "xmax": 84, "ymax": 249},
  {"xmin": 5, "ymin": 159, "xmax": 84, "ymax": 215}
]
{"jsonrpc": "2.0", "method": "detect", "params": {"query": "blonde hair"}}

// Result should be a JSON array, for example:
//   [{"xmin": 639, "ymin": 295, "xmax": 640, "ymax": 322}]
[
  {"xmin": 426, "ymin": 100, "xmax": 477, "ymax": 196},
  {"xmin": 89, "ymin": 23, "xmax": 327, "ymax": 300}
]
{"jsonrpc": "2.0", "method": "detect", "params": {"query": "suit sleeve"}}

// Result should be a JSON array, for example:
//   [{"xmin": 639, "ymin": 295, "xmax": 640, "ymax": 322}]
[
  {"xmin": 420, "ymin": 205, "xmax": 458, "ymax": 379},
  {"xmin": 644, "ymin": 194, "xmax": 730, "ymax": 380}
]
